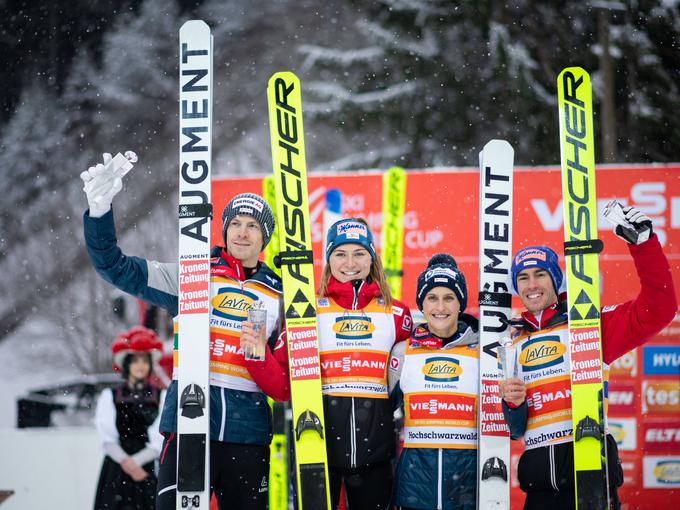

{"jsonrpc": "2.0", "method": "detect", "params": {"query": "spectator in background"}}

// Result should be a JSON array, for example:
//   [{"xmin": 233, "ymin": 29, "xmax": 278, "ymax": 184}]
[{"xmin": 93, "ymin": 326, "xmax": 165, "ymax": 510}]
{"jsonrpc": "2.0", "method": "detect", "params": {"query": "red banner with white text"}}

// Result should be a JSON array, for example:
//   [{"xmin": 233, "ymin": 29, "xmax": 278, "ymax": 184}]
[{"xmin": 214, "ymin": 164, "xmax": 680, "ymax": 509}]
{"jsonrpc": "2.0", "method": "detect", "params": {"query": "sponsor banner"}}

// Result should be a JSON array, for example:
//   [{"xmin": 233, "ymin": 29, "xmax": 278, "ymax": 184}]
[
  {"xmin": 643, "ymin": 456, "xmax": 680, "ymax": 488},
  {"xmin": 643, "ymin": 345, "xmax": 680, "ymax": 376},
  {"xmin": 643, "ymin": 421, "xmax": 680, "ymax": 454},
  {"xmin": 608, "ymin": 381, "xmax": 637, "ymax": 415},
  {"xmin": 178, "ymin": 259, "xmax": 210, "ymax": 314},
  {"xmin": 407, "ymin": 393, "xmax": 476, "ymax": 423},
  {"xmin": 569, "ymin": 327, "xmax": 603, "ymax": 385},
  {"xmin": 287, "ymin": 326, "xmax": 321, "ymax": 381},
  {"xmin": 480, "ymin": 379, "xmax": 509, "ymax": 436},
  {"xmin": 212, "ymin": 164, "xmax": 680, "ymax": 328},
  {"xmin": 642, "ymin": 379, "xmax": 680, "ymax": 415},
  {"xmin": 320, "ymin": 351, "xmax": 388, "ymax": 380},
  {"xmin": 608, "ymin": 417, "xmax": 637, "ymax": 451},
  {"xmin": 526, "ymin": 377, "xmax": 572, "ymax": 414},
  {"xmin": 619, "ymin": 451, "xmax": 640, "ymax": 488},
  {"xmin": 610, "ymin": 349, "xmax": 638, "ymax": 379}
]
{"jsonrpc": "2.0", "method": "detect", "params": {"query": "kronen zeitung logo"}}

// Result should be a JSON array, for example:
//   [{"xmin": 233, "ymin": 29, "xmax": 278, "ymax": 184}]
[
  {"xmin": 212, "ymin": 287, "xmax": 257, "ymax": 320},
  {"xmin": 654, "ymin": 460, "xmax": 680, "ymax": 484},
  {"xmin": 422, "ymin": 357, "xmax": 462, "ymax": 382},
  {"xmin": 333, "ymin": 315, "xmax": 375, "ymax": 340},
  {"xmin": 519, "ymin": 336, "xmax": 566, "ymax": 371}
]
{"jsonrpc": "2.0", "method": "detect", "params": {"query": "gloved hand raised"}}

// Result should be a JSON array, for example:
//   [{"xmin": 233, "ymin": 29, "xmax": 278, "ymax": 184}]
[
  {"xmin": 80, "ymin": 151, "xmax": 137, "ymax": 218},
  {"xmin": 603, "ymin": 200, "xmax": 653, "ymax": 245}
]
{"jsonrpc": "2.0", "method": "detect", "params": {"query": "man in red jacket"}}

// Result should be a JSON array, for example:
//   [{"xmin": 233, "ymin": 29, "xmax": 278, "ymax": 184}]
[{"xmin": 500, "ymin": 205, "xmax": 677, "ymax": 510}]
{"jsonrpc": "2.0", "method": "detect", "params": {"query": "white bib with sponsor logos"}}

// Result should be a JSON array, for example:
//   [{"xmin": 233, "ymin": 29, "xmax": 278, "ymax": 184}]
[
  {"xmin": 173, "ymin": 275, "xmax": 282, "ymax": 392},
  {"xmin": 513, "ymin": 323, "xmax": 610, "ymax": 449},
  {"xmin": 400, "ymin": 343, "xmax": 479, "ymax": 449},
  {"xmin": 317, "ymin": 296, "xmax": 395, "ymax": 398}
]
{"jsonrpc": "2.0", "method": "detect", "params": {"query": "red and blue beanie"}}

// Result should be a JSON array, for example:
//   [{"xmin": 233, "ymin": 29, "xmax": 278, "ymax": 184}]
[
  {"xmin": 416, "ymin": 253, "xmax": 467, "ymax": 312},
  {"xmin": 325, "ymin": 218, "xmax": 376, "ymax": 261},
  {"xmin": 510, "ymin": 245, "xmax": 563, "ymax": 294}
]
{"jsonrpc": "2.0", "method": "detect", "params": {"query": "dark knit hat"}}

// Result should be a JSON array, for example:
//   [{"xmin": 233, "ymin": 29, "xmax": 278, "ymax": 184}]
[
  {"xmin": 325, "ymin": 218, "xmax": 376, "ymax": 261},
  {"xmin": 416, "ymin": 253, "xmax": 468, "ymax": 312},
  {"xmin": 221, "ymin": 193, "xmax": 275, "ymax": 250},
  {"xmin": 510, "ymin": 245, "xmax": 563, "ymax": 295}
]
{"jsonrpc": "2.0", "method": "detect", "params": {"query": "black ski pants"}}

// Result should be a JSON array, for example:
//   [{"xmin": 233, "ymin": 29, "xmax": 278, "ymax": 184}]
[
  {"xmin": 329, "ymin": 460, "xmax": 393, "ymax": 510},
  {"xmin": 156, "ymin": 433, "xmax": 270, "ymax": 510}
]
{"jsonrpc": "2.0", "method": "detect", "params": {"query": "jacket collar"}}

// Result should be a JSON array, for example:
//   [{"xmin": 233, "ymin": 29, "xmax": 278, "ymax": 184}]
[
  {"xmin": 409, "ymin": 314, "xmax": 479, "ymax": 349},
  {"xmin": 509, "ymin": 299, "xmax": 568, "ymax": 332},
  {"xmin": 209, "ymin": 246, "xmax": 282, "ymax": 292},
  {"xmin": 324, "ymin": 276, "xmax": 381, "ymax": 310}
]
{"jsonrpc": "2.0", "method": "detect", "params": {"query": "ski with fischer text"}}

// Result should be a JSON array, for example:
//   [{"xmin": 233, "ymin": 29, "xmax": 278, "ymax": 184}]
[
  {"xmin": 477, "ymin": 139, "xmax": 514, "ymax": 510},
  {"xmin": 176, "ymin": 20, "xmax": 212, "ymax": 510},
  {"xmin": 558, "ymin": 66, "xmax": 610, "ymax": 510},
  {"xmin": 381, "ymin": 166, "xmax": 407, "ymax": 299},
  {"xmin": 267, "ymin": 71, "xmax": 331, "ymax": 510}
]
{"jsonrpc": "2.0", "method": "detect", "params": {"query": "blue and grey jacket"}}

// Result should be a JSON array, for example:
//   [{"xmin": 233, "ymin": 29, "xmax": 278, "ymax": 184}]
[
  {"xmin": 389, "ymin": 315, "xmax": 479, "ymax": 510},
  {"xmin": 84, "ymin": 209, "xmax": 282, "ymax": 445}
]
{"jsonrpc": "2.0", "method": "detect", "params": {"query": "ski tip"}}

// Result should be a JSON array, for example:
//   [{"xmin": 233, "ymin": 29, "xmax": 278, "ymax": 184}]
[
  {"xmin": 180, "ymin": 19, "xmax": 210, "ymax": 33},
  {"xmin": 481, "ymin": 139, "xmax": 514, "ymax": 155},
  {"xmin": 268, "ymin": 71, "xmax": 300, "ymax": 88},
  {"xmin": 557, "ymin": 66, "xmax": 591, "ymax": 85}
]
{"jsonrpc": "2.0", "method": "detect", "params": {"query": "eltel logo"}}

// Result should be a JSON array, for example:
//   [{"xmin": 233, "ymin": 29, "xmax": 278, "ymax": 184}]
[
  {"xmin": 333, "ymin": 316, "xmax": 375, "ymax": 340},
  {"xmin": 519, "ymin": 336, "xmax": 566, "ymax": 371},
  {"xmin": 422, "ymin": 357, "xmax": 462, "ymax": 382},
  {"xmin": 211, "ymin": 287, "xmax": 257, "ymax": 321}
]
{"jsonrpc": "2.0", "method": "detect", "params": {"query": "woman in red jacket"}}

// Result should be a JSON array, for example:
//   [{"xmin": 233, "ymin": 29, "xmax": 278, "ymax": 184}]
[{"xmin": 317, "ymin": 218, "xmax": 413, "ymax": 510}]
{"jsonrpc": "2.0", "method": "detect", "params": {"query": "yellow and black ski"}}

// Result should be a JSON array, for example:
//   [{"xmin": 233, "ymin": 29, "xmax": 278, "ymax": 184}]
[
  {"xmin": 381, "ymin": 166, "xmax": 407, "ymax": 299},
  {"xmin": 262, "ymin": 176, "xmax": 288, "ymax": 510},
  {"xmin": 267, "ymin": 71, "xmax": 331, "ymax": 510},
  {"xmin": 557, "ymin": 66, "xmax": 610, "ymax": 510}
]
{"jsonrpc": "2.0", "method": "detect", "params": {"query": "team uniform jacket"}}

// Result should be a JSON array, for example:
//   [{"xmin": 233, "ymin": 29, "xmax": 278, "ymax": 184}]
[
  {"xmin": 292, "ymin": 276, "xmax": 412, "ymax": 469},
  {"xmin": 84, "ymin": 209, "xmax": 290, "ymax": 445},
  {"xmin": 504, "ymin": 234, "xmax": 677, "ymax": 497},
  {"xmin": 389, "ymin": 317, "xmax": 480, "ymax": 510}
]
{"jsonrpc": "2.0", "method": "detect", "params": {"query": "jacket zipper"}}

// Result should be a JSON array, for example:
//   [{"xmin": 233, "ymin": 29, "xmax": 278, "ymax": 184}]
[
  {"xmin": 350, "ymin": 396, "xmax": 357, "ymax": 468},
  {"xmin": 549, "ymin": 444, "xmax": 558, "ymax": 491},
  {"xmin": 437, "ymin": 448, "xmax": 443, "ymax": 509},
  {"xmin": 349, "ymin": 279, "xmax": 362, "ymax": 468}
]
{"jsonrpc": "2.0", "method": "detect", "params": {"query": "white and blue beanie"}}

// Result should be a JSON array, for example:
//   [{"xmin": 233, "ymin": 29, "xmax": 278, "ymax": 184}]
[
  {"xmin": 416, "ymin": 253, "xmax": 467, "ymax": 312},
  {"xmin": 325, "ymin": 218, "xmax": 376, "ymax": 261},
  {"xmin": 510, "ymin": 245, "xmax": 563, "ymax": 294}
]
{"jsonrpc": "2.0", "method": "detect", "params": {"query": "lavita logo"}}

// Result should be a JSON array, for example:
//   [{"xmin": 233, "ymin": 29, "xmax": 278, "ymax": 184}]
[
  {"xmin": 518, "ymin": 336, "xmax": 566, "ymax": 371},
  {"xmin": 422, "ymin": 357, "xmax": 462, "ymax": 382},
  {"xmin": 333, "ymin": 315, "xmax": 375, "ymax": 340},
  {"xmin": 211, "ymin": 287, "xmax": 258, "ymax": 321}
]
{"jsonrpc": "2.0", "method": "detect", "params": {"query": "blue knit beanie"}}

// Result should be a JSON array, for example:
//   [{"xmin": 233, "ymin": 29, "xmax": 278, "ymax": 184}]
[
  {"xmin": 510, "ymin": 246, "xmax": 563, "ymax": 294},
  {"xmin": 325, "ymin": 219, "xmax": 376, "ymax": 261}
]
